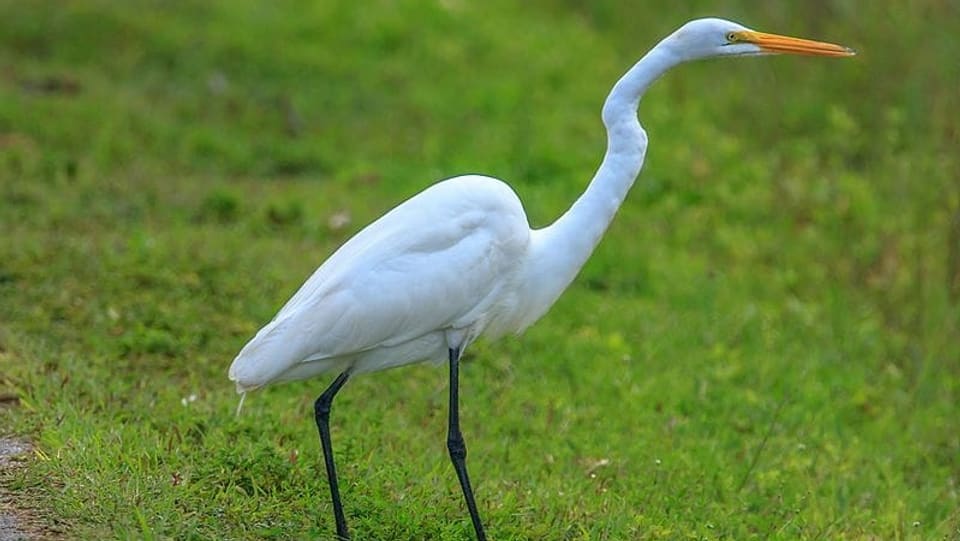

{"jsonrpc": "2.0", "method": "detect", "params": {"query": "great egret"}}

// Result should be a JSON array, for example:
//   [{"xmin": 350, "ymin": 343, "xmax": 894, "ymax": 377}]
[{"xmin": 229, "ymin": 17, "xmax": 853, "ymax": 541}]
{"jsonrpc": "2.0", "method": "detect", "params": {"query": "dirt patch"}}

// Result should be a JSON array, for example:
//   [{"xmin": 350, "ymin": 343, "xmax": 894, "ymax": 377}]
[
  {"xmin": 0, "ymin": 438, "xmax": 31, "ymax": 468},
  {"xmin": 0, "ymin": 512, "xmax": 33, "ymax": 541},
  {"xmin": 0, "ymin": 437, "xmax": 53, "ymax": 540}
]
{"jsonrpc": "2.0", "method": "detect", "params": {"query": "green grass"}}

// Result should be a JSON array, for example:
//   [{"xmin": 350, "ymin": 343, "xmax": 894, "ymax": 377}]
[{"xmin": 1, "ymin": 0, "xmax": 958, "ymax": 539}]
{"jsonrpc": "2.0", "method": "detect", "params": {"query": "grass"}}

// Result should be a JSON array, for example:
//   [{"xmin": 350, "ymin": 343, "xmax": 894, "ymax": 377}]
[{"xmin": 1, "ymin": 0, "xmax": 958, "ymax": 539}]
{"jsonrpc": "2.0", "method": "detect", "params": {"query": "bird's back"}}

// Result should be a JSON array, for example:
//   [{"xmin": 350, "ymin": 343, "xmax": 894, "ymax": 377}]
[{"xmin": 228, "ymin": 175, "xmax": 531, "ymax": 391}]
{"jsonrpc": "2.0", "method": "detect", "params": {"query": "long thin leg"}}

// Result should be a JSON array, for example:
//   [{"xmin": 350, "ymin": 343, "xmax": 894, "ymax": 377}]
[
  {"xmin": 314, "ymin": 371, "xmax": 351, "ymax": 541},
  {"xmin": 446, "ymin": 347, "xmax": 488, "ymax": 541}
]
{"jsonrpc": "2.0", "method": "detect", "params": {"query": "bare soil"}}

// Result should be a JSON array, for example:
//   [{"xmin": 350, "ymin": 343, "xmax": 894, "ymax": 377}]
[{"xmin": 0, "ymin": 437, "xmax": 53, "ymax": 540}]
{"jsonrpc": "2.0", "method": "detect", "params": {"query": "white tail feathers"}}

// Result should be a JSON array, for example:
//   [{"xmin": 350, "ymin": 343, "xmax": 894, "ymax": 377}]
[{"xmin": 228, "ymin": 319, "xmax": 311, "ymax": 392}]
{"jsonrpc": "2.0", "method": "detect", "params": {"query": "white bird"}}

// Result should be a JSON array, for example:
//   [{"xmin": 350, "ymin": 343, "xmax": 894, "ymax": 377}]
[{"xmin": 229, "ymin": 18, "xmax": 853, "ymax": 541}]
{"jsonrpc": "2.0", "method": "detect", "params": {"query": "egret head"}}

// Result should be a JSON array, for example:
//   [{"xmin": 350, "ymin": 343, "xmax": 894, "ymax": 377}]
[{"xmin": 664, "ymin": 18, "xmax": 855, "ymax": 61}]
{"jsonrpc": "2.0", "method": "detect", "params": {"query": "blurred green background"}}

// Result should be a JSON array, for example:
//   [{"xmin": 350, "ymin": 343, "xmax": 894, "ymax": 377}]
[{"xmin": 1, "ymin": 1, "xmax": 957, "ymax": 539}]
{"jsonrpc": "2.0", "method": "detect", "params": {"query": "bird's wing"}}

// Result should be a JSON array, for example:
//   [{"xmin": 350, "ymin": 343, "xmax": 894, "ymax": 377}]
[{"xmin": 229, "ymin": 176, "xmax": 529, "ymax": 388}]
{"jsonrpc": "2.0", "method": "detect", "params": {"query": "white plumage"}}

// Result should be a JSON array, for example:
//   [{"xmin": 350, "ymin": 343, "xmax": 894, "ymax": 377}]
[
  {"xmin": 230, "ymin": 175, "xmax": 533, "ymax": 388},
  {"xmin": 228, "ymin": 18, "xmax": 854, "ymax": 541}
]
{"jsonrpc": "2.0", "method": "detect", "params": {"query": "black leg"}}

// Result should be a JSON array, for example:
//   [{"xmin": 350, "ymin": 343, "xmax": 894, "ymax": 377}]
[
  {"xmin": 447, "ymin": 347, "xmax": 488, "ymax": 541},
  {"xmin": 314, "ymin": 371, "xmax": 351, "ymax": 541}
]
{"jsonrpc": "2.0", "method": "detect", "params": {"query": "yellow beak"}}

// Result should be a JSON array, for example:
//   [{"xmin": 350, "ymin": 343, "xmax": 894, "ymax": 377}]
[{"xmin": 738, "ymin": 30, "xmax": 856, "ymax": 57}]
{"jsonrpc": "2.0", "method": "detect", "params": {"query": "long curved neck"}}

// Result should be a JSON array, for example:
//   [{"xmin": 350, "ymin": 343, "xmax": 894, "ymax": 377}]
[
  {"xmin": 516, "ymin": 43, "xmax": 682, "ymax": 328},
  {"xmin": 555, "ymin": 43, "xmax": 680, "ymax": 248}
]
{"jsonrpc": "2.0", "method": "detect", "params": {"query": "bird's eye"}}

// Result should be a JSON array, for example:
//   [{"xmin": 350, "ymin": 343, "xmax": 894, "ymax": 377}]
[{"xmin": 726, "ymin": 32, "xmax": 739, "ymax": 43}]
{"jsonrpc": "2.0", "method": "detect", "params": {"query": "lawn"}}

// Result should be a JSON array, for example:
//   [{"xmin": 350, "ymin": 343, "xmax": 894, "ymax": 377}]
[{"xmin": 1, "ymin": 1, "xmax": 958, "ymax": 539}]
